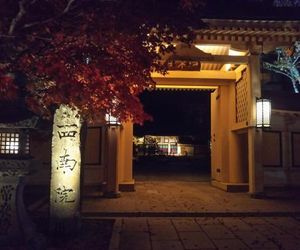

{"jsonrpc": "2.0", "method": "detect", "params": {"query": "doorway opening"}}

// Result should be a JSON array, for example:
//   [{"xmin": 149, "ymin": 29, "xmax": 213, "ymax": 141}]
[{"xmin": 133, "ymin": 89, "xmax": 211, "ymax": 182}]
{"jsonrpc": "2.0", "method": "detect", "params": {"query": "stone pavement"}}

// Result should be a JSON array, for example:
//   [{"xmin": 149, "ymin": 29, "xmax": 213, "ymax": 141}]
[
  {"xmin": 109, "ymin": 216, "xmax": 300, "ymax": 250},
  {"xmin": 82, "ymin": 181, "xmax": 300, "ymax": 215},
  {"xmin": 81, "ymin": 180, "xmax": 300, "ymax": 250}
]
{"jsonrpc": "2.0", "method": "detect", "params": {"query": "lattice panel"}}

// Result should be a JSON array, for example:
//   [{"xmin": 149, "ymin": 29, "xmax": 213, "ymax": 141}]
[
  {"xmin": 236, "ymin": 70, "xmax": 248, "ymax": 123},
  {"xmin": 0, "ymin": 133, "xmax": 19, "ymax": 154},
  {"xmin": 0, "ymin": 185, "xmax": 14, "ymax": 235}
]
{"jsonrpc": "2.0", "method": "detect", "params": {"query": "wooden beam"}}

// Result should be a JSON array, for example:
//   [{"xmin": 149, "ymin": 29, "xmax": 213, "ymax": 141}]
[
  {"xmin": 153, "ymin": 77, "xmax": 233, "ymax": 88},
  {"xmin": 156, "ymin": 84, "xmax": 218, "ymax": 90},
  {"xmin": 151, "ymin": 70, "xmax": 236, "ymax": 80},
  {"xmin": 165, "ymin": 55, "xmax": 248, "ymax": 64}
]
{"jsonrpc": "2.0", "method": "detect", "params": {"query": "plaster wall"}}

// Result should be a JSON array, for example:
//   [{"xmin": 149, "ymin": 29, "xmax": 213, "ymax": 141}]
[
  {"xmin": 27, "ymin": 125, "xmax": 106, "ymax": 187},
  {"xmin": 263, "ymin": 111, "xmax": 300, "ymax": 187}
]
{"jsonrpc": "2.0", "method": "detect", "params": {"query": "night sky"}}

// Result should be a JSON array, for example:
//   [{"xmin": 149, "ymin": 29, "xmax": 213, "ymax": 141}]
[
  {"xmin": 202, "ymin": 0, "xmax": 300, "ymax": 20},
  {"xmin": 134, "ymin": 90, "xmax": 211, "ymax": 143}
]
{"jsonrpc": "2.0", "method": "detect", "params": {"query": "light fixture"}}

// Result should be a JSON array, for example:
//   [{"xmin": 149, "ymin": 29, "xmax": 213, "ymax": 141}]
[
  {"xmin": 105, "ymin": 113, "xmax": 121, "ymax": 126},
  {"xmin": 256, "ymin": 98, "xmax": 271, "ymax": 128}
]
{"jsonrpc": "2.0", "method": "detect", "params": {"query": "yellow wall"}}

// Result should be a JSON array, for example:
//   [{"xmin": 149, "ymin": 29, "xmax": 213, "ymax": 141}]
[{"xmin": 118, "ymin": 122, "xmax": 135, "ymax": 191}]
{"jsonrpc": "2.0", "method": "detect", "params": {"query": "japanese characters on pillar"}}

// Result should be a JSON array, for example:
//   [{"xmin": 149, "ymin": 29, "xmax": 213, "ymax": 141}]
[{"xmin": 50, "ymin": 104, "xmax": 82, "ymax": 230}]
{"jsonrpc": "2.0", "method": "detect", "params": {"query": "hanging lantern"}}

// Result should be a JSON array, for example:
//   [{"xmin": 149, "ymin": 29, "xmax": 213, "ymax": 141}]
[
  {"xmin": 105, "ymin": 114, "xmax": 121, "ymax": 126},
  {"xmin": 256, "ymin": 98, "xmax": 271, "ymax": 128}
]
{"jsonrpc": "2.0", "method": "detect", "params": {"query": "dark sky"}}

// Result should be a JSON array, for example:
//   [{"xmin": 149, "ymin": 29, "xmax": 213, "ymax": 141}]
[
  {"xmin": 202, "ymin": 0, "xmax": 300, "ymax": 20},
  {"xmin": 134, "ymin": 90, "xmax": 211, "ymax": 143}
]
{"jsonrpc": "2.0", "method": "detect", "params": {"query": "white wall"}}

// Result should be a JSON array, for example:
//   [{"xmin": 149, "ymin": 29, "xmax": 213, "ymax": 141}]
[{"xmin": 263, "ymin": 110, "xmax": 300, "ymax": 187}]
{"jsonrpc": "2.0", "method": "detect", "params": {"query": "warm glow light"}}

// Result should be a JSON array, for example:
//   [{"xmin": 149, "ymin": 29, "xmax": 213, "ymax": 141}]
[
  {"xmin": 105, "ymin": 114, "xmax": 121, "ymax": 126},
  {"xmin": 178, "ymin": 145, "xmax": 181, "ymax": 156},
  {"xmin": 0, "ymin": 132, "xmax": 20, "ymax": 154},
  {"xmin": 195, "ymin": 45, "xmax": 248, "ymax": 71},
  {"xmin": 156, "ymin": 85, "xmax": 217, "ymax": 90},
  {"xmin": 223, "ymin": 64, "xmax": 232, "ymax": 71},
  {"xmin": 224, "ymin": 48, "xmax": 248, "ymax": 71},
  {"xmin": 229, "ymin": 48, "xmax": 246, "ymax": 56},
  {"xmin": 8, "ymin": 141, "xmax": 19, "ymax": 151},
  {"xmin": 256, "ymin": 98, "xmax": 271, "ymax": 128},
  {"xmin": 195, "ymin": 44, "xmax": 230, "ymax": 55}
]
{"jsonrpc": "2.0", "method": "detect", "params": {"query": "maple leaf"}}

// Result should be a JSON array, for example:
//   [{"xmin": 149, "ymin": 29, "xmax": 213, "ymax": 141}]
[{"xmin": 0, "ymin": 0, "xmax": 205, "ymax": 124}]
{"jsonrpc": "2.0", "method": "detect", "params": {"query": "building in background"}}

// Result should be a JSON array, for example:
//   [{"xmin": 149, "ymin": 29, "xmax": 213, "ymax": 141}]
[{"xmin": 133, "ymin": 135, "xmax": 210, "ymax": 158}]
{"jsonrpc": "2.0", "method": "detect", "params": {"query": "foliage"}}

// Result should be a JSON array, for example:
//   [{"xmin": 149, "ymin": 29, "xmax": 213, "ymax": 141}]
[
  {"xmin": 0, "ymin": 0, "xmax": 205, "ymax": 124},
  {"xmin": 263, "ymin": 41, "xmax": 300, "ymax": 93}
]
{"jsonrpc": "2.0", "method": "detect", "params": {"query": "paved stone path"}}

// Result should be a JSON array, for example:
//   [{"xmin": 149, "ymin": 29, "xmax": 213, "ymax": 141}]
[
  {"xmin": 26, "ymin": 178, "xmax": 300, "ymax": 249},
  {"xmin": 82, "ymin": 181, "xmax": 300, "ymax": 214},
  {"xmin": 83, "ymin": 181, "xmax": 300, "ymax": 249},
  {"xmin": 109, "ymin": 216, "xmax": 300, "ymax": 250}
]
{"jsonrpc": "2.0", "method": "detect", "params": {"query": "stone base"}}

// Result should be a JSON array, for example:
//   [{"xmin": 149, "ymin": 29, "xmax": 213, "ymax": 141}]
[
  {"xmin": 119, "ymin": 180, "xmax": 135, "ymax": 192},
  {"xmin": 103, "ymin": 191, "xmax": 121, "ymax": 198},
  {"xmin": 250, "ymin": 192, "xmax": 265, "ymax": 199},
  {"xmin": 211, "ymin": 180, "xmax": 249, "ymax": 192}
]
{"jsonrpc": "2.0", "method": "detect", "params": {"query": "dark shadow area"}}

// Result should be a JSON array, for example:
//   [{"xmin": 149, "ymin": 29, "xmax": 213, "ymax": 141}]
[
  {"xmin": 30, "ymin": 218, "xmax": 113, "ymax": 250},
  {"xmin": 135, "ymin": 90, "xmax": 211, "ymax": 138},
  {"xmin": 263, "ymin": 187, "xmax": 300, "ymax": 200},
  {"xmin": 22, "ymin": 187, "xmax": 113, "ymax": 249},
  {"xmin": 134, "ymin": 90, "xmax": 211, "ymax": 181},
  {"xmin": 134, "ymin": 156, "xmax": 210, "ymax": 182}
]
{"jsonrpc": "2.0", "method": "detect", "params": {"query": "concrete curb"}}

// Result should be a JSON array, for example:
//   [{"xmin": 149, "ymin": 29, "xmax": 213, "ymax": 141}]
[
  {"xmin": 82, "ymin": 211, "xmax": 300, "ymax": 218},
  {"xmin": 108, "ymin": 219, "xmax": 122, "ymax": 250}
]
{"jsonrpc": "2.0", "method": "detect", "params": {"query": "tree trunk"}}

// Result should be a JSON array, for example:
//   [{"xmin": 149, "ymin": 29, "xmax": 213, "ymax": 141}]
[{"xmin": 49, "ymin": 104, "xmax": 82, "ymax": 235}]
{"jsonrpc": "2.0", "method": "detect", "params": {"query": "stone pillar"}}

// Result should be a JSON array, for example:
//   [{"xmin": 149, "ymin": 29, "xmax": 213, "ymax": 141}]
[
  {"xmin": 248, "ymin": 54, "xmax": 264, "ymax": 197},
  {"xmin": 104, "ymin": 126, "xmax": 121, "ymax": 198},
  {"xmin": 50, "ymin": 104, "xmax": 82, "ymax": 234}
]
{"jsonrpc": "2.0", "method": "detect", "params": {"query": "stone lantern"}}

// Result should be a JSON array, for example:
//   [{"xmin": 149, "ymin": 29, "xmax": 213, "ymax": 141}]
[{"xmin": 0, "ymin": 116, "xmax": 43, "ymax": 247}]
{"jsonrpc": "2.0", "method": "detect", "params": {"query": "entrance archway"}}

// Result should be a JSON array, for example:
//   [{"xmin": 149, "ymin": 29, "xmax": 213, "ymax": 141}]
[
  {"xmin": 116, "ymin": 43, "xmax": 264, "ymax": 196},
  {"xmin": 150, "ymin": 45, "xmax": 252, "ymax": 192},
  {"xmin": 101, "ymin": 19, "xmax": 300, "ymax": 198},
  {"xmin": 133, "ymin": 89, "xmax": 211, "ymax": 182}
]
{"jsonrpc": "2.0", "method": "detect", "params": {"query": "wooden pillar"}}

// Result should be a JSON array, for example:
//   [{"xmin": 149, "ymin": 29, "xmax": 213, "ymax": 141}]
[
  {"xmin": 118, "ymin": 122, "xmax": 135, "ymax": 191},
  {"xmin": 248, "ymin": 54, "xmax": 264, "ymax": 197},
  {"xmin": 104, "ymin": 126, "xmax": 121, "ymax": 198},
  {"xmin": 210, "ymin": 86, "xmax": 230, "ymax": 183},
  {"xmin": 248, "ymin": 128, "xmax": 264, "ymax": 196}
]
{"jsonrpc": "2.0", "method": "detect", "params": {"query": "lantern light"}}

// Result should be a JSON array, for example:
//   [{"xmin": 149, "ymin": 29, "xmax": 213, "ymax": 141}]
[
  {"xmin": 105, "ymin": 114, "xmax": 121, "ymax": 126},
  {"xmin": 256, "ymin": 98, "xmax": 271, "ymax": 128}
]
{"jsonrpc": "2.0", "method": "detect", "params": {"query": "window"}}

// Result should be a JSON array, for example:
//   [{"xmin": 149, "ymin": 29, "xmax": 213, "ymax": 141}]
[
  {"xmin": 170, "ymin": 144, "xmax": 177, "ymax": 155},
  {"xmin": 0, "ymin": 131, "xmax": 30, "ymax": 157},
  {"xmin": 25, "ymin": 134, "xmax": 30, "ymax": 154},
  {"xmin": 158, "ymin": 144, "xmax": 168, "ymax": 154},
  {"xmin": 0, "ymin": 132, "xmax": 20, "ymax": 154}
]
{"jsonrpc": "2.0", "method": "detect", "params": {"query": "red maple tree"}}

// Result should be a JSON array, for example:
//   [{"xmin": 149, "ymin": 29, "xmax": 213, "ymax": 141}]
[{"xmin": 0, "ymin": 0, "xmax": 204, "ymax": 124}]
